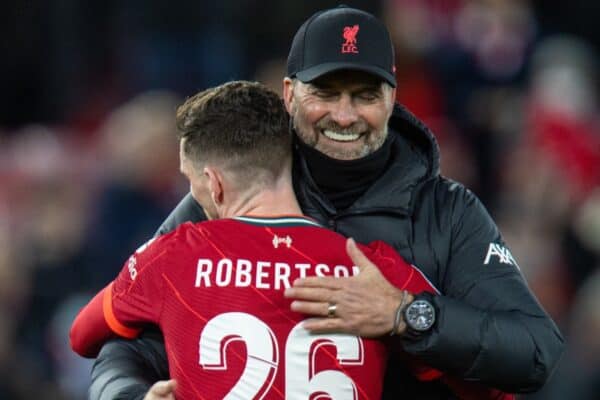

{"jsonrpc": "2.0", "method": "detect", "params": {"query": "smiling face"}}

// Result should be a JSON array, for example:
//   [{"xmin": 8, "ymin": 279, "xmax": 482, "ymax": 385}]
[{"xmin": 283, "ymin": 70, "xmax": 396, "ymax": 160}]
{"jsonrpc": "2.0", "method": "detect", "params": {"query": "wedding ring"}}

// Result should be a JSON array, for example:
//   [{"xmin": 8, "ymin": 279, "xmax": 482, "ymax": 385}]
[{"xmin": 327, "ymin": 303, "xmax": 337, "ymax": 318}]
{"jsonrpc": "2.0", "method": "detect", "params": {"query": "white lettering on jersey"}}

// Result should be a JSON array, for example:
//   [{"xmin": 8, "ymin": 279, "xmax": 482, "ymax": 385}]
[
  {"xmin": 334, "ymin": 265, "xmax": 351, "ymax": 277},
  {"xmin": 315, "ymin": 264, "xmax": 330, "ymax": 276},
  {"xmin": 195, "ymin": 259, "xmax": 213, "ymax": 287},
  {"xmin": 235, "ymin": 259, "xmax": 252, "ymax": 287},
  {"xmin": 194, "ymin": 258, "xmax": 358, "ymax": 289},
  {"xmin": 483, "ymin": 243, "xmax": 520, "ymax": 269},
  {"xmin": 296, "ymin": 263, "xmax": 310, "ymax": 279},
  {"xmin": 274, "ymin": 263, "xmax": 291, "ymax": 290},
  {"xmin": 216, "ymin": 259, "xmax": 233, "ymax": 286},
  {"xmin": 256, "ymin": 261, "xmax": 270, "ymax": 289}
]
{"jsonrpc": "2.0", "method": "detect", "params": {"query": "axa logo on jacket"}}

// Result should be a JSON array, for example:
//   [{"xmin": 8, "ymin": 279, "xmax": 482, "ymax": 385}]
[{"xmin": 483, "ymin": 243, "xmax": 520, "ymax": 269}]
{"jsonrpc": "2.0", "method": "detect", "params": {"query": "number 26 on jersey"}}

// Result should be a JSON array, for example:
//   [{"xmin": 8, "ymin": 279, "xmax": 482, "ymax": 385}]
[{"xmin": 199, "ymin": 312, "xmax": 364, "ymax": 399}]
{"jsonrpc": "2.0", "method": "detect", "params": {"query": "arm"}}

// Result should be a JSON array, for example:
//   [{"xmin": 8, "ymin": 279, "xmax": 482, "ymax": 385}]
[
  {"xmin": 90, "ymin": 329, "xmax": 170, "ymax": 400},
  {"xmin": 287, "ymin": 238, "xmax": 514, "ymax": 400},
  {"xmin": 72, "ymin": 228, "xmax": 169, "ymax": 358},
  {"xmin": 70, "ymin": 286, "xmax": 140, "ymax": 358},
  {"xmin": 285, "ymin": 238, "xmax": 439, "ymax": 337},
  {"xmin": 89, "ymin": 194, "xmax": 204, "ymax": 400},
  {"xmin": 401, "ymin": 184, "xmax": 564, "ymax": 392}
]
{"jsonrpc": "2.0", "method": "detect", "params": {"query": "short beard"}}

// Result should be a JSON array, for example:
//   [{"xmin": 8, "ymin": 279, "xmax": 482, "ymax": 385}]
[
  {"xmin": 290, "ymin": 102, "xmax": 317, "ymax": 147},
  {"xmin": 292, "ymin": 111, "xmax": 388, "ymax": 159},
  {"xmin": 290, "ymin": 91, "xmax": 390, "ymax": 159}
]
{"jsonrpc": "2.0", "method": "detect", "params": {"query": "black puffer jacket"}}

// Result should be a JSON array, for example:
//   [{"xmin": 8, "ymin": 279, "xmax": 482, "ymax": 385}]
[{"xmin": 90, "ymin": 105, "xmax": 564, "ymax": 400}]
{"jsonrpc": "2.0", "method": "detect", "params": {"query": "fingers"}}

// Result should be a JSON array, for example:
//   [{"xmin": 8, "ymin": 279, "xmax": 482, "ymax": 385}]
[
  {"xmin": 301, "ymin": 317, "xmax": 345, "ymax": 333},
  {"xmin": 284, "ymin": 286, "xmax": 336, "ymax": 302},
  {"xmin": 148, "ymin": 379, "xmax": 177, "ymax": 397},
  {"xmin": 290, "ymin": 275, "xmax": 343, "ymax": 289},
  {"xmin": 346, "ymin": 238, "xmax": 374, "ymax": 271},
  {"xmin": 290, "ymin": 300, "xmax": 331, "ymax": 316}
]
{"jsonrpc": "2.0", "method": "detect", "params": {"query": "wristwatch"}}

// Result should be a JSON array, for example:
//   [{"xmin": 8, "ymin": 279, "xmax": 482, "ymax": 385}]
[{"xmin": 403, "ymin": 293, "xmax": 436, "ymax": 336}]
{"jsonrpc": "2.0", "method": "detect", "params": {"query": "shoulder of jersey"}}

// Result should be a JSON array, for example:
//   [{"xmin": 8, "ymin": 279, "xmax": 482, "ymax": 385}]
[{"xmin": 136, "ymin": 221, "xmax": 200, "ymax": 256}]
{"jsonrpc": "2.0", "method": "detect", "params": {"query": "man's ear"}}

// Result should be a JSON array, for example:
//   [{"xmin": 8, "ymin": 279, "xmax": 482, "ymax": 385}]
[
  {"xmin": 204, "ymin": 166, "xmax": 224, "ymax": 205},
  {"xmin": 282, "ymin": 77, "xmax": 295, "ymax": 114}
]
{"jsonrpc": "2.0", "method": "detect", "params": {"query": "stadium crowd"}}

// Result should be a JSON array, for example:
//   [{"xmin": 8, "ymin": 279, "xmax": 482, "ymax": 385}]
[{"xmin": 1, "ymin": 1, "xmax": 598, "ymax": 398}]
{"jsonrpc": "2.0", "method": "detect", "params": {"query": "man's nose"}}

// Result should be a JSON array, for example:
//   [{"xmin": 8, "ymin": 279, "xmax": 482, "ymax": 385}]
[{"xmin": 329, "ymin": 94, "xmax": 358, "ymax": 128}]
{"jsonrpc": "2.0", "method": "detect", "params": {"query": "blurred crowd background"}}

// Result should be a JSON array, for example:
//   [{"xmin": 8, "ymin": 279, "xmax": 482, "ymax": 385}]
[{"xmin": 1, "ymin": 0, "xmax": 598, "ymax": 399}]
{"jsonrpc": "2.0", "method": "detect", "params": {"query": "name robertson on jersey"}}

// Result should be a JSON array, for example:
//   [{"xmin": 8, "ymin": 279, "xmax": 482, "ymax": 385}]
[{"xmin": 195, "ymin": 258, "xmax": 360, "ymax": 290}]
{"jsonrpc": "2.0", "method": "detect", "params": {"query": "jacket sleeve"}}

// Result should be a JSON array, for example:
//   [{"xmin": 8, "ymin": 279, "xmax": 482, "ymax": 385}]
[
  {"xmin": 89, "ymin": 329, "xmax": 168, "ymax": 400},
  {"xmin": 401, "ymin": 183, "xmax": 564, "ymax": 393},
  {"xmin": 155, "ymin": 192, "xmax": 206, "ymax": 236},
  {"xmin": 89, "ymin": 194, "xmax": 205, "ymax": 400}
]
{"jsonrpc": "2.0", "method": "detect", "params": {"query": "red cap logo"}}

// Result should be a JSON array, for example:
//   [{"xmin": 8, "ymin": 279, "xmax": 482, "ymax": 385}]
[{"xmin": 341, "ymin": 25, "xmax": 359, "ymax": 54}]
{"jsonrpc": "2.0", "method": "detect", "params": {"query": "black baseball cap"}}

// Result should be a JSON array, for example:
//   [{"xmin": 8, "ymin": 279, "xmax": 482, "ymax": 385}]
[{"xmin": 287, "ymin": 5, "xmax": 396, "ymax": 87}]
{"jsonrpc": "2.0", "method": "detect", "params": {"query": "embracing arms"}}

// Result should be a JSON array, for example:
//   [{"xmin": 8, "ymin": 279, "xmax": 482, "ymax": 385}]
[
  {"xmin": 405, "ymin": 184, "xmax": 564, "ymax": 392},
  {"xmin": 89, "ymin": 194, "xmax": 203, "ymax": 400},
  {"xmin": 285, "ymin": 182, "xmax": 564, "ymax": 393}
]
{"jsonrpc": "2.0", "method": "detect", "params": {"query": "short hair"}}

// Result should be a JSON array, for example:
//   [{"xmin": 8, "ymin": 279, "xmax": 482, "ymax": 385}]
[{"xmin": 176, "ymin": 81, "xmax": 291, "ymax": 183}]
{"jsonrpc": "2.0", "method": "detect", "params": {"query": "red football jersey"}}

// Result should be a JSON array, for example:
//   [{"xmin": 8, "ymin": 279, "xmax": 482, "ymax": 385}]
[{"xmin": 102, "ymin": 216, "xmax": 438, "ymax": 399}]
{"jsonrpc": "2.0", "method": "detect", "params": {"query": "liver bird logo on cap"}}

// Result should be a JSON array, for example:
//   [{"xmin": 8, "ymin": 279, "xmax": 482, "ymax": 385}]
[{"xmin": 341, "ymin": 25, "xmax": 359, "ymax": 53}]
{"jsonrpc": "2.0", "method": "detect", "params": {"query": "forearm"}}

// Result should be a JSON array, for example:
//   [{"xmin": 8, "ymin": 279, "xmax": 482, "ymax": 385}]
[
  {"xmin": 89, "ymin": 194, "xmax": 202, "ymax": 399},
  {"xmin": 90, "ymin": 330, "xmax": 169, "ymax": 400},
  {"xmin": 405, "ymin": 185, "xmax": 566, "ymax": 392},
  {"xmin": 401, "ymin": 295, "xmax": 564, "ymax": 393},
  {"xmin": 71, "ymin": 288, "xmax": 117, "ymax": 358}
]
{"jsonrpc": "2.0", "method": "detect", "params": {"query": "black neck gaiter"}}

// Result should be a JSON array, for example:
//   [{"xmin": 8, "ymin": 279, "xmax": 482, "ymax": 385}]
[{"xmin": 295, "ymin": 134, "xmax": 394, "ymax": 210}]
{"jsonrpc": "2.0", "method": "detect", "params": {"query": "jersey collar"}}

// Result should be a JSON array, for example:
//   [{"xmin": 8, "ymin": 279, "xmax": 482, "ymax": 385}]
[{"xmin": 233, "ymin": 215, "xmax": 323, "ymax": 228}]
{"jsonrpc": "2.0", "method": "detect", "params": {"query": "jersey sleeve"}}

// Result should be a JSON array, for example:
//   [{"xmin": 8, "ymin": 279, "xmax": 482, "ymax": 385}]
[
  {"xmin": 70, "ymin": 234, "xmax": 173, "ymax": 358},
  {"xmin": 362, "ymin": 240, "xmax": 439, "ymax": 295},
  {"xmin": 70, "ymin": 285, "xmax": 121, "ymax": 358},
  {"xmin": 108, "ymin": 235, "xmax": 171, "ymax": 331}
]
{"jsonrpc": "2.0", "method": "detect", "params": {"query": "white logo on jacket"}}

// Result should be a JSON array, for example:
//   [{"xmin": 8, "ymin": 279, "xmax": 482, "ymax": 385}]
[{"xmin": 484, "ymin": 243, "xmax": 519, "ymax": 269}]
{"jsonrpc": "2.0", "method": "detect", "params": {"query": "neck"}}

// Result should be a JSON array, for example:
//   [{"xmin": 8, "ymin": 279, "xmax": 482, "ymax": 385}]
[{"xmin": 220, "ymin": 178, "xmax": 303, "ymax": 219}]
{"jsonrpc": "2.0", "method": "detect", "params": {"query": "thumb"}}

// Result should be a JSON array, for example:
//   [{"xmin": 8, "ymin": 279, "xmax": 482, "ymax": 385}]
[
  {"xmin": 152, "ymin": 379, "xmax": 177, "ymax": 396},
  {"xmin": 346, "ymin": 238, "xmax": 375, "ymax": 272}
]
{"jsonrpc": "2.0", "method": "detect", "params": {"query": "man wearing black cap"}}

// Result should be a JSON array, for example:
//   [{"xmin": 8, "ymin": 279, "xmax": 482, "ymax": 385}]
[{"xmin": 90, "ymin": 6, "xmax": 564, "ymax": 400}]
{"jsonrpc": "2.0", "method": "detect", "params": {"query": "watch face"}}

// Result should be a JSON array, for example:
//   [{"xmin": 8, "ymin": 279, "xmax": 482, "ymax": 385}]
[{"xmin": 405, "ymin": 299, "xmax": 435, "ymax": 332}]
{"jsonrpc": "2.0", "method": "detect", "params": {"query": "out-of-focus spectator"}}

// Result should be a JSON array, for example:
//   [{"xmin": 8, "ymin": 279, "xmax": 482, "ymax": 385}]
[
  {"xmin": 453, "ymin": 0, "xmax": 536, "ymax": 80},
  {"xmin": 527, "ymin": 35, "xmax": 600, "ymax": 202},
  {"xmin": 0, "ymin": 2, "xmax": 597, "ymax": 399},
  {"xmin": 82, "ymin": 90, "xmax": 182, "ymax": 288},
  {"xmin": 15, "ymin": 176, "xmax": 91, "ymax": 394},
  {"xmin": 524, "ymin": 270, "xmax": 600, "ymax": 400}
]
